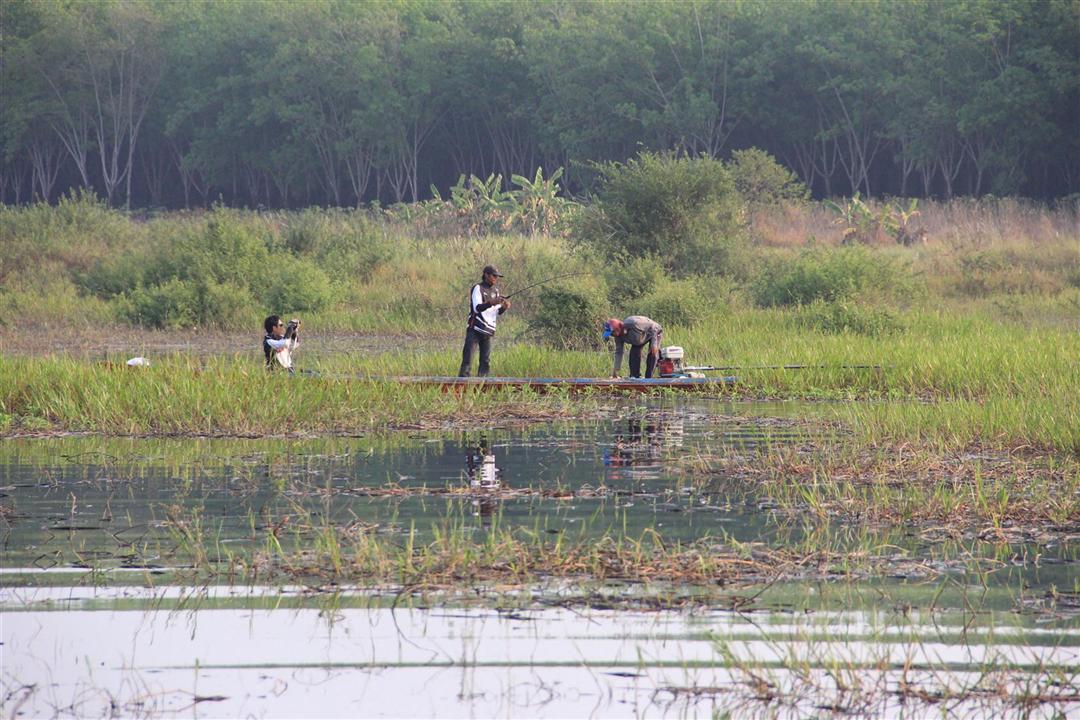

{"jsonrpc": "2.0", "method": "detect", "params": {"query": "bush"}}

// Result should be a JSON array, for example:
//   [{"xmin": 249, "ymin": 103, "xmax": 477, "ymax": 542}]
[
  {"xmin": 728, "ymin": 148, "xmax": 809, "ymax": 206},
  {"xmin": 635, "ymin": 278, "xmax": 710, "ymax": 327},
  {"xmin": 120, "ymin": 279, "xmax": 200, "ymax": 329},
  {"xmin": 201, "ymin": 280, "xmax": 255, "ymax": 327},
  {"xmin": 94, "ymin": 209, "xmax": 344, "ymax": 327},
  {"xmin": 572, "ymin": 151, "xmax": 746, "ymax": 277},
  {"xmin": 531, "ymin": 283, "xmax": 609, "ymax": 350},
  {"xmin": 315, "ymin": 228, "xmax": 395, "ymax": 283},
  {"xmin": 0, "ymin": 191, "xmax": 140, "ymax": 285},
  {"xmin": 263, "ymin": 259, "xmax": 339, "ymax": 314},
  {"xmin": 119, "ymin": 278, "xmax": 254, "ymax": 329},
  {"xmin": 148, "ymin": 212, "xmax": 275, "ymax": 289},
  {"xmin": 752, "ymin": 245, "xmax": 913, "ymax": 307},
  {"xmin": 604, "ymin": 256, "xmax": 664, "ymax": 311},
  {"xmin": 798, "ymin": 299, "xmax": 902, "ymax": 336}
]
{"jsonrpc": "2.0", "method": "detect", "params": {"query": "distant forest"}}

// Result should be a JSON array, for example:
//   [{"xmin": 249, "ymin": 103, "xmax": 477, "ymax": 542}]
[{"xmin": 3, "ymin": 0, "xmax": 1077, "ymax": 209}]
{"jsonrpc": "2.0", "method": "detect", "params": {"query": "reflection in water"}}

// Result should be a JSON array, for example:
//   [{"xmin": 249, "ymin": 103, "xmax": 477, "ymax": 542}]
[
  {"xmin": 603, "ymin": 412, "xmax": 684, "ymax": 482},
  {"xmin": 464, "ymin": 436, "xmax": 502, "ymax": 524}
]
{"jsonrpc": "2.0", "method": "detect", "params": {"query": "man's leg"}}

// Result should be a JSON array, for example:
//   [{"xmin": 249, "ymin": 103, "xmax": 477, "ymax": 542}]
[
  {"xmin": 628, "ymin": 344, "xmax": 643, "ymax": 378},
  {"xmin": 458, "ymin": 330, "xmax": 476, "ymax": 377},
  {"xmin": 645, "ymin": 351, "xmax": 657, "ymax": 379},
  {"xmin": 477, "ymin": 334, "xmax": 492, "ymax": 376}
]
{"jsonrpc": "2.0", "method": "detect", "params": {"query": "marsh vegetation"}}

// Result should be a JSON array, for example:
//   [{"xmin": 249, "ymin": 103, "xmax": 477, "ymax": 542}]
[{"xmin": 2, "ymin": 159, "xmax": 1078, "ymax": 719}]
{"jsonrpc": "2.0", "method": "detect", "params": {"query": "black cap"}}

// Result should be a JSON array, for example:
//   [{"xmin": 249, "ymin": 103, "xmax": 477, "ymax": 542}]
[{"xmin": 482, "ymin": 265, "xmax": 503, "ymax": 277}]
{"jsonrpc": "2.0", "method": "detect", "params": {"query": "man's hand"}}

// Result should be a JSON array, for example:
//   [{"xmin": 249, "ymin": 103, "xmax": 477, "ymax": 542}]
[{"xmin": 501, "ymin": 299, "xmax": 511, "ymax": 310}]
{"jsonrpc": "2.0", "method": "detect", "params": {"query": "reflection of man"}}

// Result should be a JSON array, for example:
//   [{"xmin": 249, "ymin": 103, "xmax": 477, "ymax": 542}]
[
  {"xmin": 466, "ymin": 443, "xmax": 500, "ymax": 490},
  {"xmin": 603, "ymin": 414, "xmax": 685, "ymax": 470},
  {"xmin": 465, "ymin": 439, "xmax": 501, "ymax": 524}
]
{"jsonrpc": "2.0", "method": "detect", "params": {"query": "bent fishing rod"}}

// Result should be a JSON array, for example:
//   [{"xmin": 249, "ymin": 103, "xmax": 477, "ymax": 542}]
[{"xmin": 501, "ymin": 271, "xmax": 590, "ymax": 299}]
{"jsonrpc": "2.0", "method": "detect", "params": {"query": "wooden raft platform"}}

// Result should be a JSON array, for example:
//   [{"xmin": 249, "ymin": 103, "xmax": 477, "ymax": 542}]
[{"xmin": 385, "ymin": 375, "xmax": 738, "ymax": 392}]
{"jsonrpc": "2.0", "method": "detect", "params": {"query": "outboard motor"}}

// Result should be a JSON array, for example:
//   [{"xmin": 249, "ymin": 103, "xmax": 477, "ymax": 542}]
[{"xmin": 657, "ymin": 346, "xmax": 685, "ymax": 377}]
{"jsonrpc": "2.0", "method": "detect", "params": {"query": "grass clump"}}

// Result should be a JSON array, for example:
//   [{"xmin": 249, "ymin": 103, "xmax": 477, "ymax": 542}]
[
  {"xmin": 797, "ymin": 299, "xmax": 902, "ymax": 336},
  {"xmin": 752, "ymin": 245, "xmax": 917, "ymax": 308}
]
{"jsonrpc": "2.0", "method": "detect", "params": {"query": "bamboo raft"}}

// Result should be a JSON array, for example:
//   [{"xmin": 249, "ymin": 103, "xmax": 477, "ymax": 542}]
[{"xmin": 386, "ymin": 375, "xmax": 738, "ymax": 392}]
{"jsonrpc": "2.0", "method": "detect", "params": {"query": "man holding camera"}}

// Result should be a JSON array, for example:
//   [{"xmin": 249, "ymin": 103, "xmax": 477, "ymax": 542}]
[{"xmin": 263, "ymin": 315, "xmax": 301, "ymax": 374}]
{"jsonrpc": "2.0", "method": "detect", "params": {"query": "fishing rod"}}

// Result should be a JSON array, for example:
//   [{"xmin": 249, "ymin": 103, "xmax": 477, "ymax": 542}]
[{"xmin": 501, "ymin": 271, "xmax": 590, "ymax": 299}]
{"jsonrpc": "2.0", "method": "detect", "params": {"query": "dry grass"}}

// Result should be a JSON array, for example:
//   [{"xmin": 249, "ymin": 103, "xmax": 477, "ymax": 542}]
[
  {"xmin": 752, "ymin": 198, "xmax": 1079, "ymax": 250},
  {"xmin": 687, "ymin": 443, "xmax": 1080, "ymax": 540}
]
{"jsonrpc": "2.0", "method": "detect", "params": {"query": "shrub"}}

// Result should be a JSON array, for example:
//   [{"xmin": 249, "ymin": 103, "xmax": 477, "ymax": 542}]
[
  {"xmin": 119, "ymin": 278, "xmax": 254, "ymax": 329},
  {"xmin": 201, "ymin": 280, "xmax": 255, "ymax": 327},
  {"xmin": 572, "ymin": 151, "xmax": 746, "ymax": 277},
  {"xmin": 728, "ymin": 148, "xmax": 809, "ymax": 206},
  {"xmin": 154, "ymin": 212, "xmax": 275, "ymax": 289},
  {"xmin": 604, "ymin": 256, "xmax": 664, "ymax": 311},
  {"xmin": 120, "ymin": 279, "xmax": 200, "ymax": 329},
  {"xmin": 531, "ymin": 283, "xmax": 609, "ymax": 350},
  {"xmin": 0, "ymin": 191, "xmax": 139, "ymax": 285},
  {"xmin": 752, "ymin": 245, "xmax": 913, "ymax": 307},
  {"xmin": 262, "ymin": 259, "xmax": 339, "ymax": 314},
  {"xmin": 312, "ymin": 223, "xmax": 395, "ymax": 282},
  {"xmin": 635, "ymin": 278, "xmax": 710, "ymax": 327},
  {"xmin": 79, "ymin": 252, "xmax": 147, "ymax": 298}
]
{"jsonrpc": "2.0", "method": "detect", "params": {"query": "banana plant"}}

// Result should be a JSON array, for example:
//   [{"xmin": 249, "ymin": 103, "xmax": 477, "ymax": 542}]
[
  {"xmin": 824, "ymin": 193, "xmax": 875, "ymax": 244},
  {"xmin": 890, "ymin": 198, "xmax": 923, "ymax": 245},
  {"xmin": 511, "ymin": 166, "xmax": 562, "ymax": 235}
]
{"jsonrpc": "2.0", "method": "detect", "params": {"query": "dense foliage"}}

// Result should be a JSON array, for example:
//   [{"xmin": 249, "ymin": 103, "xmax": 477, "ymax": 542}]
[
  {"xmin": 2, "ymin": 0, "xmax": 1077, "ymax": 209},
  {"xmin": 573, "ymin": 152, "xmax": 746, "ymax": 276}
]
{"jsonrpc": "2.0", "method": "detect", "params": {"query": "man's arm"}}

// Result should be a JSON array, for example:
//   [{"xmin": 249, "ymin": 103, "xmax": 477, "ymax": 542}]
[
  {"xmin": 265, "ymin": 337, "xmax": 292, "ymax": 351},
  {"xmin": 647, "ymin": 321, "xmax": 663, "ymax": 355},
  {"xmin": 612, "ymin": 337, "xmax": 625, "ymax": 377},
  {"xmin": 473, "ymin": 285, "xmax": 501, "ymax": 313}
]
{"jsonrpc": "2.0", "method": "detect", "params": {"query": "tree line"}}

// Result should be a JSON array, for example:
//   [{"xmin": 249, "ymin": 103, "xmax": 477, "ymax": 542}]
[{"xmin": 2, "ymin": 0, "xmax": 1077, "ymax": 209}]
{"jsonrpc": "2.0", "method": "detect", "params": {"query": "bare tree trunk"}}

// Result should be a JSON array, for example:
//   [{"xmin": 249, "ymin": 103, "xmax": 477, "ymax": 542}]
[
  {"xmin": 11, "ymin": 158, "xmax": 27, "ymax": 204},
  {"xmin": 140, "ymin": 144, "xmax": 169, "ymax": 207},
  {"xmin": 29, "ymin": 137, "xmax": 65, "ymax": 203},
  {"xmin": 937, "ymin": 138, "xmax": 964, "ymax": 200},
  {"xmin": 345, "ymin": 143, "xmax": 374, "ymax": 207},
  {"xmin": 47, "ymin": 109, "xmax": 94, "ymax": 192},
  {"xmin": 919, "ymin": 162, "xmax": 935, "ymax": 198},
  {"xmin": 386, "ymin": 154, "xmax": 409, "ymax": 204},
  {"xmin": 169, "ymin": 141, "xmax": 192, "ymax": 209}
]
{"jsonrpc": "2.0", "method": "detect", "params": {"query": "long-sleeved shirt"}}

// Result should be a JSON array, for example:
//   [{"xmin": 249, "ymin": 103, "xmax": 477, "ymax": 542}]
[
  {"xmin": 612, "ymin": 315, "xmax": 663, "ymax": 376},
  {"xmin": 263, "ymin": 334, "xmax": 298, "ymax": 372},
  {"xmin": 467, "ymin": 281, "xmax": 505, "ymax": 336}
]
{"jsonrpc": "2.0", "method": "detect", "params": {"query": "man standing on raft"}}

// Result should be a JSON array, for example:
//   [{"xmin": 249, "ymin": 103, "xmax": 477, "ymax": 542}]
[{"xmin": 459, "ymin": 265, "xmax": 511, "ymax": 377}]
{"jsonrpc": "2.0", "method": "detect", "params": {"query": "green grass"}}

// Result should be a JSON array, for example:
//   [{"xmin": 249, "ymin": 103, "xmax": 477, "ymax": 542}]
[
  {"xmin": 2, "ymin": 303, "xmax": 1077, "ymax": 453},
  {"xmin": 2, "ymin": 198, "xmax": 1078, "ymax": 453},
  {"xmin": 0, "ymin": 354, "xmax": 591, "ymax": 436}
]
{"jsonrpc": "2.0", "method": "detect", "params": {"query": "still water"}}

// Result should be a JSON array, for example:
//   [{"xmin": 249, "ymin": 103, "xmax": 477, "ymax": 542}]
[{"xmin": 2, "ymin": 399, "xmax": 1077, "ymax": 718}]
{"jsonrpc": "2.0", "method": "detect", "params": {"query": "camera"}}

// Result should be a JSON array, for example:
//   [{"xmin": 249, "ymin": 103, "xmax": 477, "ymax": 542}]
[{"xmin": 285, "ymin": 318, "xmax": 300, "ymax": 339}]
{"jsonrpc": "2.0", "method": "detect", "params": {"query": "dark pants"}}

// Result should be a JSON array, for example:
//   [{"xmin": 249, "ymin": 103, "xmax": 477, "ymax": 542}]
[
  {"xmin": 459, "ymin": 328, "xmax": 493, "ymax": 377},
  {"xmin": 628, "ymin": 344, "xmax": 657, "ymax": 379}
]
